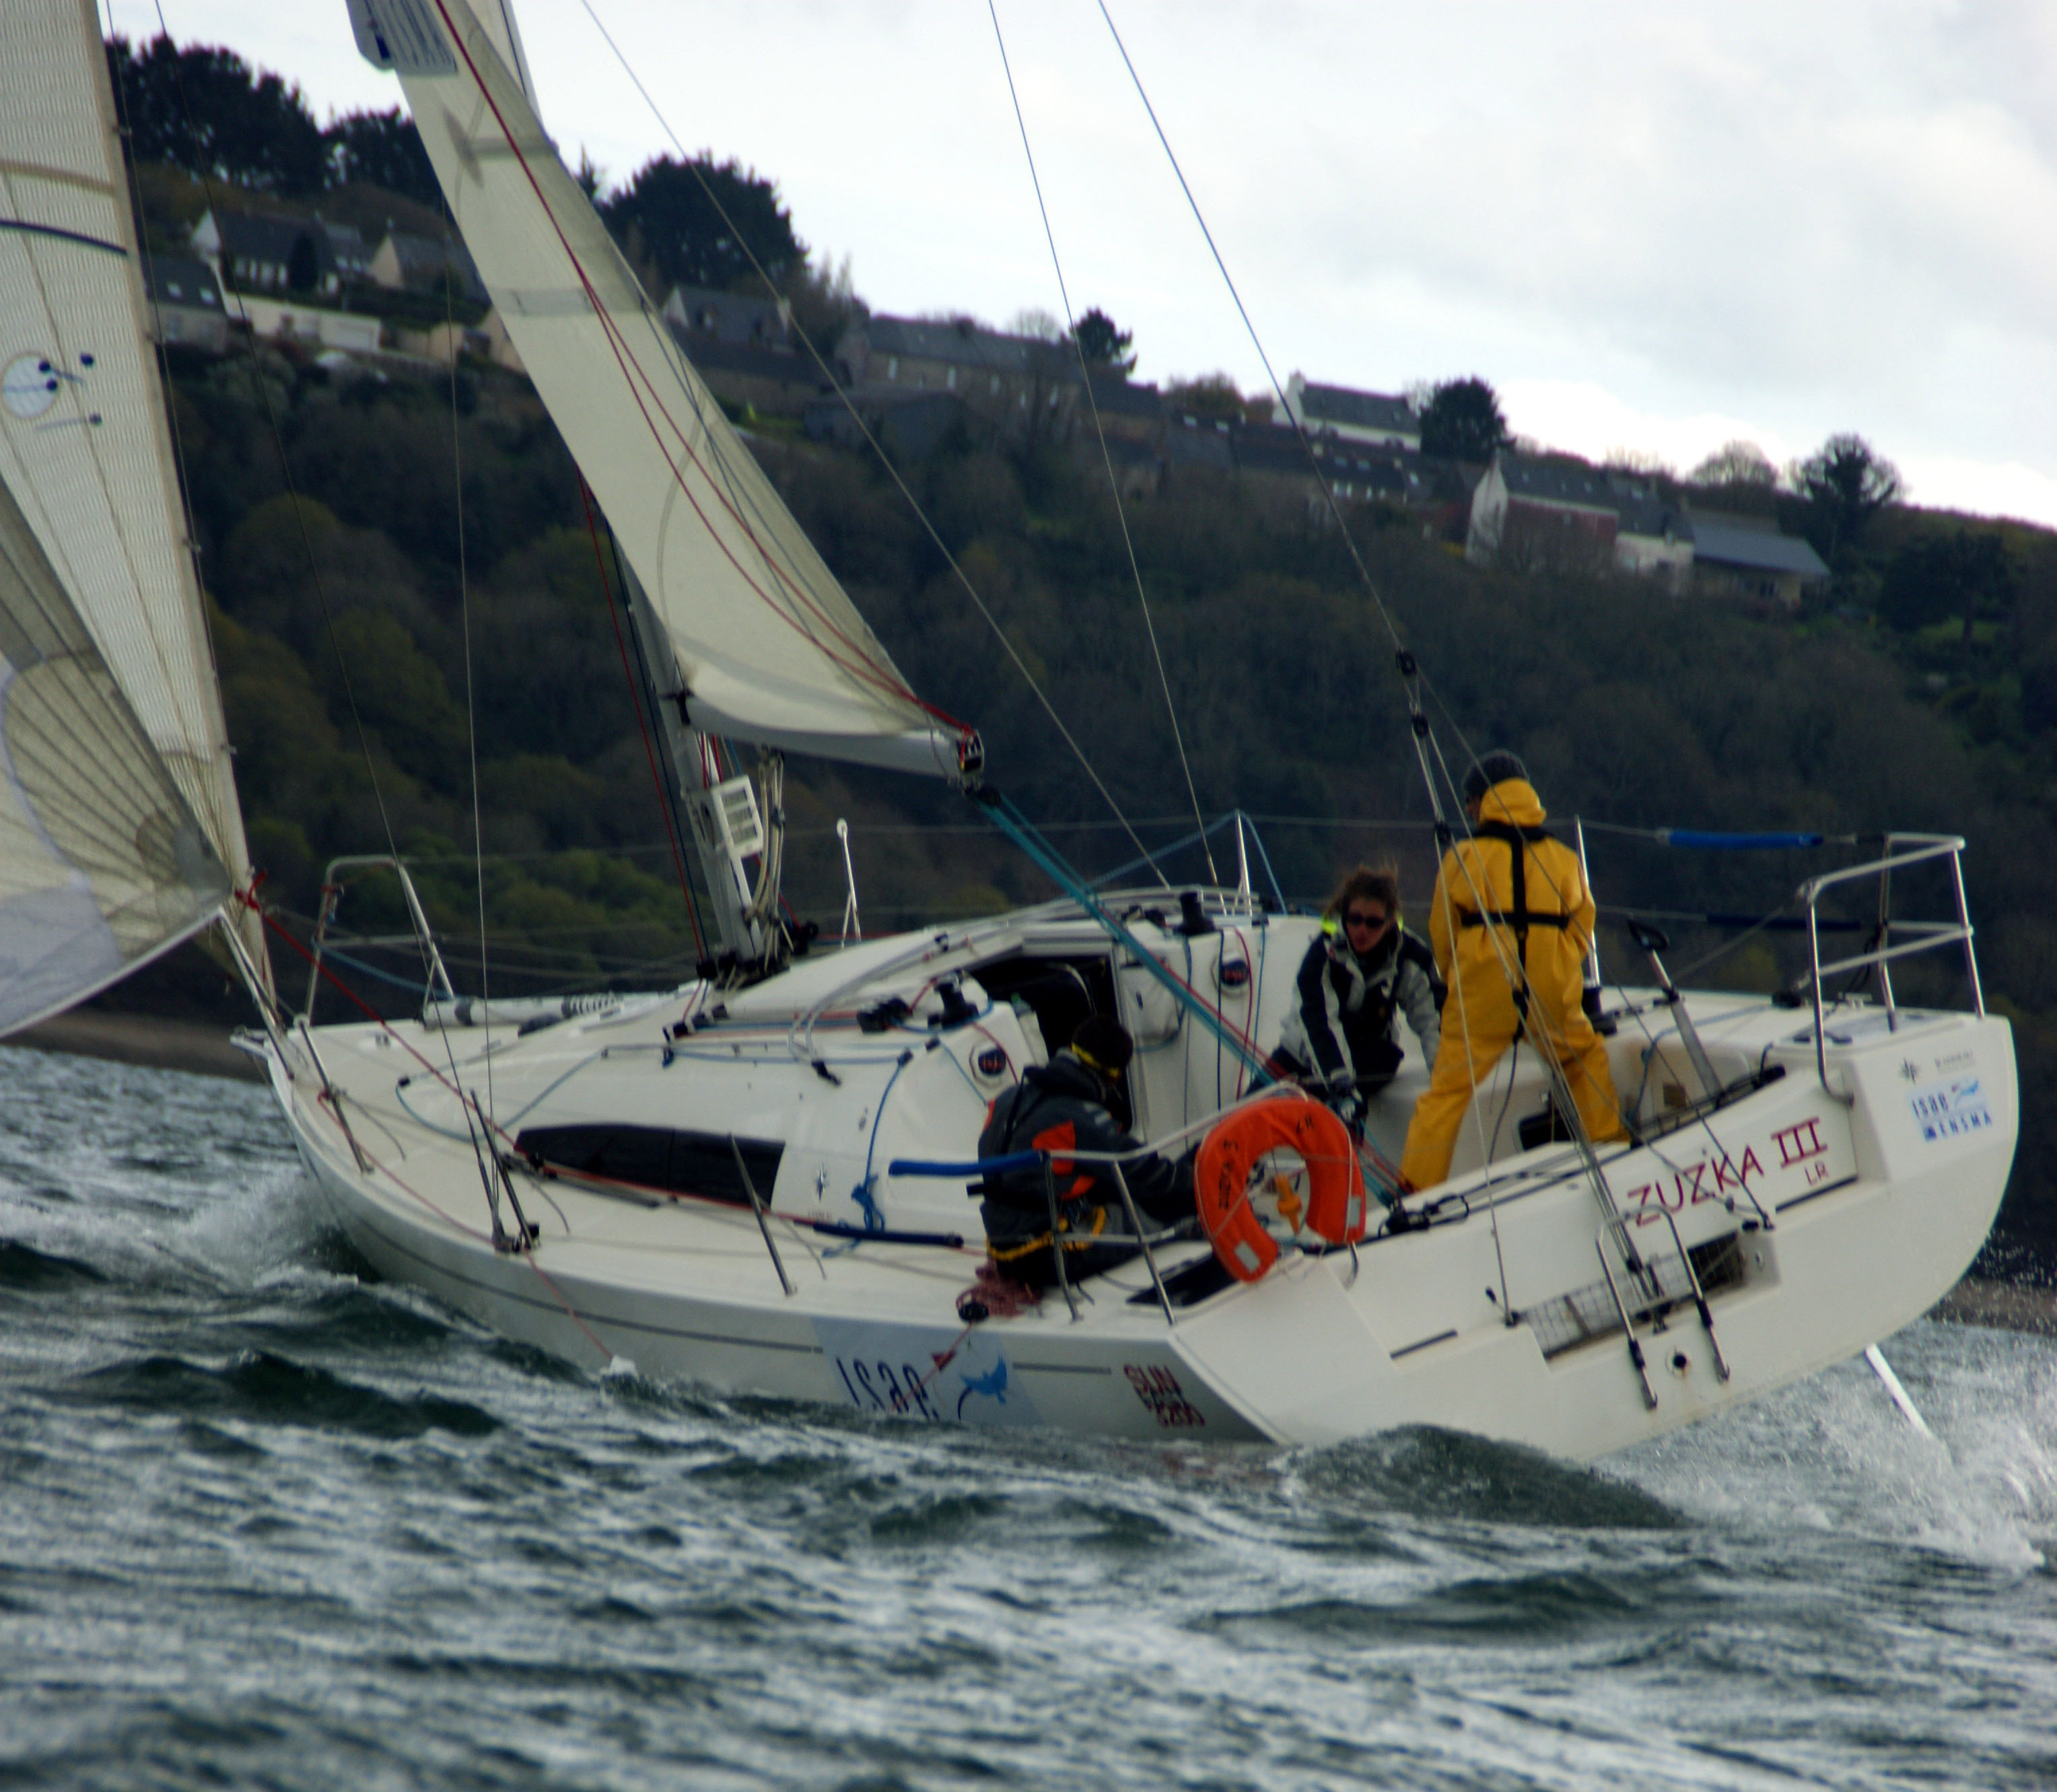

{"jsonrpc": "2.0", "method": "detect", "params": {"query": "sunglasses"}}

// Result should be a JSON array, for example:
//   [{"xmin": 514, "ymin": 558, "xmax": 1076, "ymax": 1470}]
[{"xmin": 1344, "ymin": 909, "xmax": 1391, "ymax": 931}]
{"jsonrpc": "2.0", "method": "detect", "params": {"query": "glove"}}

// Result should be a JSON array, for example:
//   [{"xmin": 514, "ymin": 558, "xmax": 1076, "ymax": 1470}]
[{"xmin": 1337, "ymin": 1090, "xmax": 1368, "ymax": 1133}]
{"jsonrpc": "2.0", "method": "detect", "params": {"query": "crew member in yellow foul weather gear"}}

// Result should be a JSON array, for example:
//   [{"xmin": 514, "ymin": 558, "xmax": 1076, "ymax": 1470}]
[{"xmin": 1399, "ymin": 752, "xmax": 1628, "ymax": 1190}]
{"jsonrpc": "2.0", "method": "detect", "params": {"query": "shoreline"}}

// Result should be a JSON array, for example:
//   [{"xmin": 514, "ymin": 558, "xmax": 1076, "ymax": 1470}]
[
  {"xmin": 7, "ymin": 1008, "xmax": 2052, "ymax": 1337},
  {"xmin": 5, "ymin": 1008, "xmax": 267, "ymax": 1083}
]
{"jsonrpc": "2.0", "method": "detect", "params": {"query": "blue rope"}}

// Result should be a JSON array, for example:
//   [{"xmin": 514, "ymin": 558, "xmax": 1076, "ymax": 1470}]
[
  {"xmin": 890, "ymin": 1151, "xmax": 1041, "ymax": 1177},
  {"xmin": 320, "ymin": 944, "xmax": 440, "ymax": 995},
  {"xmin": 1652, "ymin": 829, "xmax": 1827, "ymax": 851}
]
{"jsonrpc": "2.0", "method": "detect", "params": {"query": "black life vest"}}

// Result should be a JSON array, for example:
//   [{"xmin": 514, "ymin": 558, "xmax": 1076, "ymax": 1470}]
[{"xmin": 1456, "ymin": 819, "xmax": 1572, "ymax": 1012}]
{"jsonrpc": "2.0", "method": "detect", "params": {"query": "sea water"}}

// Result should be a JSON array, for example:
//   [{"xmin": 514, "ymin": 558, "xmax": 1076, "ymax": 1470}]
[{"xmin": 3, "ymin": 1047, "xmax": 2055, "ymax": 1791}]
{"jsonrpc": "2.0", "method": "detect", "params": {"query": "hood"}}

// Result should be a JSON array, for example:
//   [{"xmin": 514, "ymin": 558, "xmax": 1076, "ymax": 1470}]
[{"xmin": 1477, "ymin": 777, "xmax": 1547, "ymax": 828}]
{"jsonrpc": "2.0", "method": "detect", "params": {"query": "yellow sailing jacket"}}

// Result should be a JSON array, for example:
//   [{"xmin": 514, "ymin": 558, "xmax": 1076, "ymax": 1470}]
[{"xmin": 1427, "ymin": 778, "xmax": 1595, "ymax": 1039}]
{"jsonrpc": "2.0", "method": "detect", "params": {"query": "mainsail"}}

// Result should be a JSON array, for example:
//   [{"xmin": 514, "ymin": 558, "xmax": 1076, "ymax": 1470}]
[
  {"xmin": 0, "ymin": 0, "xmax": 265, "ymax": 1035},
  {"xmin": 348, "ymin": 0, "xmax": 972, "ymax": 777}
]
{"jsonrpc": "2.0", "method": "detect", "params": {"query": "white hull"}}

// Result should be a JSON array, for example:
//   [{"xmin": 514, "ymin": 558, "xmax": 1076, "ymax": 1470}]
[{"xmin": 256, "ymin": 904, "xmax": 2015, "ymax": 1460}]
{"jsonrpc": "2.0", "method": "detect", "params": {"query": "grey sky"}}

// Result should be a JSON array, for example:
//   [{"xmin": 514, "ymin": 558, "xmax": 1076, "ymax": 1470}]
[{"xmin": 113, "ymin": 0, "xmax": 2057, "ymax": 526}]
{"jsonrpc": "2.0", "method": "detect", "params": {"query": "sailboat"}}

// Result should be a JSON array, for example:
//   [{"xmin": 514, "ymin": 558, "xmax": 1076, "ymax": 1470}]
[{"xmin": 2, "ymin": 0, "xmax": 2016, "ymax": 1461}]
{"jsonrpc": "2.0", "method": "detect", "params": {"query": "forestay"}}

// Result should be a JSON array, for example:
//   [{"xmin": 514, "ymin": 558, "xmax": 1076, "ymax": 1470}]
[
  {"xmin": 349, "ymin": 0, "xmax": 971, "ymax": 777},
  {"xmin": 0, "ymin": 0, "xmax": 263, "ymax": 1033}
]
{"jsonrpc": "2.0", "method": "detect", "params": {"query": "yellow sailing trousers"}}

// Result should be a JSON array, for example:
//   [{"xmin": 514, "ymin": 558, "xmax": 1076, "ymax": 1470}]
[{"xmin": 1399, "ymin": 1011, "xmax": 1625, "ymax": 1191}]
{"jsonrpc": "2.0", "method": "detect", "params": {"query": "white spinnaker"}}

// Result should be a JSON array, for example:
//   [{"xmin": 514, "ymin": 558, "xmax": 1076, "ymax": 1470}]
[
  {"xmin": 350, "ymin": 0, "xmax": 967, "ymax": 776},
  {"xmin": 0, "ymin": 0, "xmax": 268, "ymax": 1005}
]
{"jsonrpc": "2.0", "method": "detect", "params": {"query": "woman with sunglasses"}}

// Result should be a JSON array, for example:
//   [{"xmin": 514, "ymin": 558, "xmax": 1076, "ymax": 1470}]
[{"xmin": 1274, "ymin": 865, "xmax": 1444, "ymax": 1131}]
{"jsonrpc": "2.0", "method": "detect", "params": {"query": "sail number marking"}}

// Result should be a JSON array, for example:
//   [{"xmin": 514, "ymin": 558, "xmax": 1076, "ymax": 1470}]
[
  {"xmin": 1123, "ymin": 1364, "xmax": 1206, "ymax": 1428},
  {"xmin": 831, "ymin": 1354, "xmax": 943, "ymax": 1421}
]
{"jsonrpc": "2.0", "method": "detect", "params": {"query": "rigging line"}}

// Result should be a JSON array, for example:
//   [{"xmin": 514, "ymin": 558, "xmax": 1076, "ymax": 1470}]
[
  {"xmin": 426, "ymin": 2, "xmax": 948, "ymax": 727},
  {"xmin": 565, "ymin": 0, "xmax": 1171, "ymax": 880},
  {"xmin": 146, "ymin": 0, "xmax": 417, "ymax": 976},
  {"xmin": 986, "ymin": 0, "xmax": 1214, "ymax": 883},
  {"xmin": 1092, "ymin": 2, "xmax": 1402, "ymax": 651},
  {"xmin": 576, "ymin": 473, "xmax": 706, "ymax": 957},
  {"xmin": 445, "ymin": 236, "xmax": 495, "ymax": 1127},
  {"xmin": 1094, "ymin": 0, "xmax": 1494, "ymax": 831}
]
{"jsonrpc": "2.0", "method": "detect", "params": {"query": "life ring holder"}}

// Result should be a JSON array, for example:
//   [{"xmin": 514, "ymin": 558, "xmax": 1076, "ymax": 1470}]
[{"xmin": 1194, "ymin": 1093, "xmax": 1368, "ymax": 1283}]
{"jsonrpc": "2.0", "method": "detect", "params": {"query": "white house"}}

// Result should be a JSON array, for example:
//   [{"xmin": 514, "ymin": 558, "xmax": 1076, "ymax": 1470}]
[{"xmin": 1274, "ymin": 373, "xmax": 1420, "ymax": 452}]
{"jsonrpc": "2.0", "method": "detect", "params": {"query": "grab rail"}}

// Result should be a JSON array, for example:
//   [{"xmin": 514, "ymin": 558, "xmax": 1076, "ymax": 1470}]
[
  {"xmin": 305, "ymin": 855, "xmax": 456, "ymax": 1021},
  {"xmin": 1796, "ymin": 833, "xmax": 1982, "ymax": 1089}
]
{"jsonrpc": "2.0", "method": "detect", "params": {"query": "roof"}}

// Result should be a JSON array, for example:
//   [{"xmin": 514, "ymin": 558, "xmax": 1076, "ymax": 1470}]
[
  {"xmin": 141, "ymin": 256, "xmax": 222, "ymax": 310},
  {"xmin": 1608, "ymin": 478, "xmax": 1692, "ymax": 542},
  {"xmin": 1298, "ymin": 381, "xmax": 1417, "ymax": 437},
  {"xmin": 1235, "ymin": 424, "xmax": 1318, "ymax": 476},
  {"xmin": 380, "ymin": 232, "xmax": 487, "ymax": 302},
  {"xmin": 1498, "ymin": 454, "xmax": 1619, "ymax": 512},
  {"xmin": 1327, "ymin": 448, "xmax": 1434, "ymax": 501},
  {"xmin": 321, "ymin": 221, "xmax": 371, "ymax": 271},
  {"xmin": 197, "ymin": 209, "xmax": 335, "ymax": 275},
  {"xmin": 860, "ymin": 315, "xmax": 1078, "ymax": 380},
  {"xmin": 1165, "ymin": 413, "xmax": 1234, "ymax": 469},
  {"xmin": 1083, "ymin": 372, "xmax": 1163, "ymax": 419},
  {"xmin": 1689, "ymin": 512, "xmax": 1830, "ymax": 578}
]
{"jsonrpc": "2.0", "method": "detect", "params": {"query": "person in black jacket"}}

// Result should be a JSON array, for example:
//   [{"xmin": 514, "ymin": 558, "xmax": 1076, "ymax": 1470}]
[
  {"xmin": 976, "ymin": 1015, "xmax": 1193, "ymax": 1288},
  {"xmin": 1275, "ymin": 865, "xmax": 1444, "ymax": 1130}
]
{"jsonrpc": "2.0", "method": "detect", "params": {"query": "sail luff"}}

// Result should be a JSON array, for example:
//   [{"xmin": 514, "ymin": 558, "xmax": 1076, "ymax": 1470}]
[
  {"xmin": 357, "ymin": 0, "xmax": 971, "ymax": 773},
  {"xmin": 0, "ymin": 0, "xmax": 269, "ymax": 996}
]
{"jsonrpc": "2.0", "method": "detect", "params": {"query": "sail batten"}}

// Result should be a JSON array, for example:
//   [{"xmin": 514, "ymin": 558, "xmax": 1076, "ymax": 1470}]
[{"xmin": 357, "ymin": 0, "xmax": 970, "ymax": 774}]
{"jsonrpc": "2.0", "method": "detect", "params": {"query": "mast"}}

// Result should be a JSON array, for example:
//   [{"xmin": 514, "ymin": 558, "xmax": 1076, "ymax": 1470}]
[{"xmin": 610, "ymin": 552, "xmax": 775, "ymax": 972}]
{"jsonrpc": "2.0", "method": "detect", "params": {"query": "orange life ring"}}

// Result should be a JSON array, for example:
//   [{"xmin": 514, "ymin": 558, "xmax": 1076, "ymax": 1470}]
[{"xmin": 1195, "ymin": 1095, "xmax": 1368, "ymax": 1282}]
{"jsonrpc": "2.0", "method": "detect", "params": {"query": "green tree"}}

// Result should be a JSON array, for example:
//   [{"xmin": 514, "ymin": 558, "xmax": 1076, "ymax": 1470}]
[
  {"xmin": 1689, "ymin": 439, "xmax": 1777, "ymax": 487},
  {"xmin": 1165, "ymin": 372, "xmax": 1245, "ymax": 421},
  {"xmin": 1880, "ymin": 529, "xmax": 2012, "ymax": 658},
  {"xmin": 1790, "ymin": 433, "xmax": 1902, "ymax": 564},
  {"xmin": 598, "ymin": 154, "xmax": 805, "ymax": 293},
  {"xmin": 1073, "ymin": 308, "xmax": 1136, "ymax": 374},
  {"xmin": 324, "ymin": 107, "xmax": 441, "ymax": 209},
  {"xmin": 1417, "ymin": 376, "xmax": 1512, "ymax": 462},
  {"xmin": 106, "ymin": 35, "xmax": 327, "ymax": 195}
]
